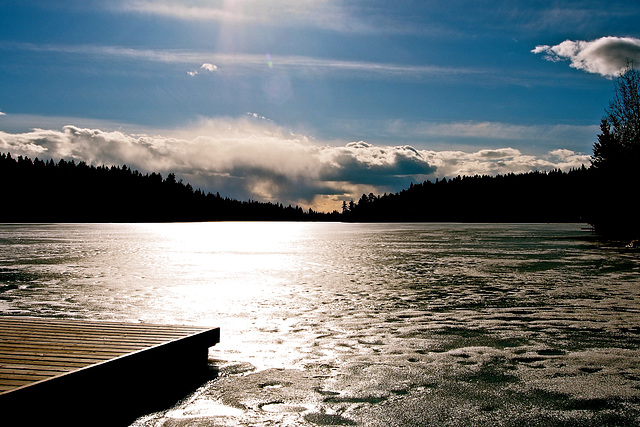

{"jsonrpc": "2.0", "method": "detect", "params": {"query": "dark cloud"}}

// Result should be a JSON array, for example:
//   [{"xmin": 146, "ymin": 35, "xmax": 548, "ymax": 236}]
[{"xmin": 321, "ymin": 142, "xmax": 436, "ymax": 187}]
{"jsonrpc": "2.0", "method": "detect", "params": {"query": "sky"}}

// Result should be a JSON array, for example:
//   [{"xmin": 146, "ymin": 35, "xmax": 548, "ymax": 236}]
[{"xmin": 1, "ymin": 1, "xmax": 639, "ymax": 212}]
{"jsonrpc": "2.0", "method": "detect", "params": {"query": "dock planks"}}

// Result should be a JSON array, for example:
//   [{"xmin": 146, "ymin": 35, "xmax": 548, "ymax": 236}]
[{"xmin": 0, "ymin": 316, "xmax": 220, "ymax": 425}]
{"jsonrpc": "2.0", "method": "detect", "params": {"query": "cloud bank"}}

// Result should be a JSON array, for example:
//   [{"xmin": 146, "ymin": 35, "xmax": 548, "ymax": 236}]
[
  {"xmin": 533, "ymin": 36, "xmax": 640, "ymax": 77},
  {"xmin": 0, "ymin": 118, "xmax": 591, "ymax": 211}
]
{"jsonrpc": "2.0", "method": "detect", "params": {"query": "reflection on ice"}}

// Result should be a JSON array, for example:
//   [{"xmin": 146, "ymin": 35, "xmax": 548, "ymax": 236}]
[
  {"xmin": 1, "ymin": 223, "xmax": 640, "ymax": 425},
  {"xmin": 164, "ymin": 400, "xmax": 245, "ymax": 419}
]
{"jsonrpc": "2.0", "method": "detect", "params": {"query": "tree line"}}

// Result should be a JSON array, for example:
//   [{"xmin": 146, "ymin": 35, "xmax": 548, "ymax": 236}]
[
  {"xmin": 0, "ymin": 152, "xmax": 632, "ymax": 237},
  {"xmin": 342, "ymin": 167, "xmax": 591, "ymax": 223},
  {"xmin": 0, "ymin": 153, "xmax": 601, "ymax": 225},
  {"xmin": 0, "ymin": 154, "xmax": 337, "ymax": 222}
]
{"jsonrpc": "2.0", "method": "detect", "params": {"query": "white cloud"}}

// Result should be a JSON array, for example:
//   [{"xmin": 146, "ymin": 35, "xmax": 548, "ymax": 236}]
[
  {"xmin": 0, "ymin": 111, "xmax": 5, "ymax": 116},
  {"xmin": 424, "ymin": 148, "xmax": 590, "ymax": 179},
  {"xmin": 188, "ymin": 63, "xmax": 219, "ymax": 76},
  {"xmin": 200, "ymin": 63, "xmax": 218, "ymax": 72},
  {"xmin": 0, "ymin": 118, "xmax": 591, "ymax": 211},
  {"xmin": 532, "ymin": 36, "xmax": 640, "ymax": 77}
]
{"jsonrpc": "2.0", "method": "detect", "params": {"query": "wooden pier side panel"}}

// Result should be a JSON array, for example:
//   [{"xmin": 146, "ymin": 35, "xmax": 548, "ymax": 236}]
[{"xmin": 0, "ymin": 317, "xmax": 220, "ymax": 426}]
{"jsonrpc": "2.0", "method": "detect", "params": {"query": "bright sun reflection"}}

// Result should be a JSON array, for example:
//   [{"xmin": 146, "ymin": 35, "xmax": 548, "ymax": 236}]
[
  {"xmin": 116, "ymin": 222, "xmax": 322, "ymax": 368},
  {"xmin": 140, "ymin": 221, "xmax": 307, "ymax": 252},
  {"xmin": 128, "ymin": 222, "xmax": 312, "ymax": 326}
]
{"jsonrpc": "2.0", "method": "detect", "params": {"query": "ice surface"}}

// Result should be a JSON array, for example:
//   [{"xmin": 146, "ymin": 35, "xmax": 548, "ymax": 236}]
[{"xmin": 1, "ymin": 223, "xmax": 639, "ymax": 425}]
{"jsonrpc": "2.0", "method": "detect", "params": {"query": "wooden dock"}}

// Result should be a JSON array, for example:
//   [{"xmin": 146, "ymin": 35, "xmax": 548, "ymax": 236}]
[{"xmin": 0, "ymin": 316, "xmax": 220, "ymax": 426}]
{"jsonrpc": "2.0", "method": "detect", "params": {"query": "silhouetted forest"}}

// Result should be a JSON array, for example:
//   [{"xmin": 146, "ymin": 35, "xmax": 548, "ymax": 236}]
[
  {"xmin": 0, "ymin": 153, "xmax": 336, "ymax": 222},
  {"xmin": 0, "ymin": 150, "xmax": 637, "ymax": 239},
  {"xmin": 342, "ymin": 167, "xmax": 592, "ymax": 223},
  {"xmin": 1, "ymin": 152, "xmax": 595, "ymax": 225}
]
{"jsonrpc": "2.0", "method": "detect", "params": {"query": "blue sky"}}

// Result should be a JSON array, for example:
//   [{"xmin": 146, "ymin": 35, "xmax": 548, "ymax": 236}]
[{"xmin": 1, "ymin": 1, "xmax": 639, "ymax": 211}]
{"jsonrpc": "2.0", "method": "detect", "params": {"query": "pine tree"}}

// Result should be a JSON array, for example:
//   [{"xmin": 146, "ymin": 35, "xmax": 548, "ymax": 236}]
[
  {"xmin": 588, "ymin": 63, "xmax": 640, "ymax": 239},
  {"xmin": 592, "ymin": 63, "xmax": 640, "ymax": 172}
]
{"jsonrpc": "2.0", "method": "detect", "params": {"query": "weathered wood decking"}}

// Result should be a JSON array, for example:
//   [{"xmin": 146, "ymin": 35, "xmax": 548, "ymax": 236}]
[{"xmin": 0, "ymin": 316, "xmax": 220, "ymax": 426}]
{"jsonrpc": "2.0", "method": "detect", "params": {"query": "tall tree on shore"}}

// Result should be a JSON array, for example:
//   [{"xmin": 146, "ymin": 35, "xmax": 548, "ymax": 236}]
[
  {"xmin": 592, "ymin": 63, "xmax": 640, "ymax": 173},
  {"xmin": 588, "ymin": 63, "xmax": 640, "ymax": 238}
]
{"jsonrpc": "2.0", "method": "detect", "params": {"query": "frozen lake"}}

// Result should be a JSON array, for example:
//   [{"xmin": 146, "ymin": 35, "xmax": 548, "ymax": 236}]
[{"xmin": 1, "ymin": 222, "xmax": 639, "ymax": 425}]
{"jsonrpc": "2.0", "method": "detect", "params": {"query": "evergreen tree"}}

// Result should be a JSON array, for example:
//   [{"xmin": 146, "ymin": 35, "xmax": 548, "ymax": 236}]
[
  {"xmin": 588, "ymin": 63, "xmax": 640, "ymax": 239},
  {"xmin": 592, "ymin": 63, "xmax": 640, "ymax": 172}
]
